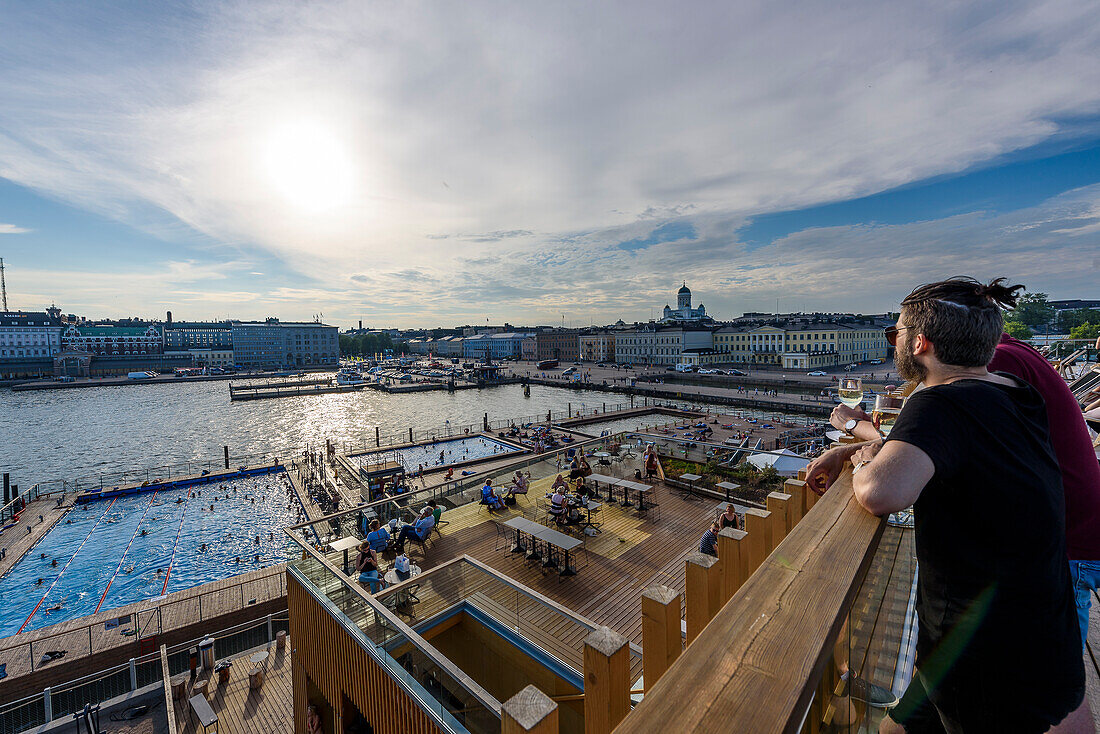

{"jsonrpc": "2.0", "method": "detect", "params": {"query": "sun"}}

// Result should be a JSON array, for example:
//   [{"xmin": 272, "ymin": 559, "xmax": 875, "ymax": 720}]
[{"xmin": 261, "ymin": 120, "xmax": 355, "ymax": 213}]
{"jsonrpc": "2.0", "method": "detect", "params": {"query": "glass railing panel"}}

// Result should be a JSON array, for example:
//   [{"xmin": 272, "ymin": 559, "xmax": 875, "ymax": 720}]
[{"xmin": 806, "ymin": 513, "xmax": 917, "ymax": 733}]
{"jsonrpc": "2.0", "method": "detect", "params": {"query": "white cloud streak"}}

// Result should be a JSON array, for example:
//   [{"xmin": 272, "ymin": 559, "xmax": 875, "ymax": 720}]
[
  {"xmin": 0, "ymin": 223, "xmax": 31, "ymax": 234},
  {"xmin": 0, "ymin": 1, "xmax": 1098, "ymax": 324}
]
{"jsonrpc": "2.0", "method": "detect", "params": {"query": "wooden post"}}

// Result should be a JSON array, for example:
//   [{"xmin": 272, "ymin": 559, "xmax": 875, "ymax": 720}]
[
  {"xmin": 375, "ymin": 426, "xmax": 380, "ymax": 446},
  {"xmin": 717, "ymin": 528, "xmax": 748, "ymax": 602},
  {"xmin": 583, "ymin": 626, "xmax": 630, "ymax": 734},
  {"xmin": 767, "ymin": 491, "xmax": 793, "ymax": 538},
  {"xmin": 502, "ymin": 685, "xmax": 558, "ymax": 734},
  {"xmin": 641, "ymin": 585, "xmax": 681, "ymax": 687},
  {"xmin": 685, "ymin": 552, "xmax": 722, "ymax": 645},
  {"xmin": 743, "ymin": 508, "xmax": 773, "ymax": 574},
  {"xmin": 783, "ymin": 478, "xmax": 808, "ymax": 524},
  {"xmin": 223, "ymin": 446, "xmax": 229, "ymax": 470}
]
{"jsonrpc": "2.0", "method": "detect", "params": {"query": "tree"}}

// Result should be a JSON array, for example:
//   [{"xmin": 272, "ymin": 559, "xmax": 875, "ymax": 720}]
[
  {"xmin": 1069, "ymin": 323, "xmax": 1100, "ymax": 340},
  {"xmin": 1003, "ymin": 320, "xmax": 1032, "ymax": 340},
  {"xmin": 1058, "ymin": 308, "xmax": 1100, "ymax": 331},
  {"xmin": 1011, "ymin": 293, "xmax": 1055, "ymax": 329}
]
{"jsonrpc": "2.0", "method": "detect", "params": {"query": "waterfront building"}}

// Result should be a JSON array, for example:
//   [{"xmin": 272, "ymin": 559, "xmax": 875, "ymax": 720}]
[
  {"xmin": 712, "ymin": 320, "xmax": 889, "ymax": 368},
  {"xmin": 0, "ymin": 310, "xmax": 63, "ymax": 378},
  {"xmin": 231, "ymin": 319, "xmax": 338, "ymax": 368},
  {"xmin": 61, "ymin": 324, "xmax": 164, "ymax": 355},
  {"xmin": 536, "ymin": 329, "xmax": 580, "ymax": 362},
  {"xmin": 520, "ymin": 335, "xmax": 537, "ymax": 361},
  {"xmin": 489, "ymin": 332, "xmax": 532, "ymax": 359},
  {"xmin": 407, "ymin": 338, "xmax": 430, "ymax": 355},
  {"xmin": 164, "ymin": 320, "xmax": 233, "ymax": 350},
  {"xmin": 614, "ymin": 324, "xmax": 657, "ymax": 365},
  {"xmin": 434, "ymin": 336, "xmax": 465, "ymax": 358},
  {"xmin": 188, "ymin": 348, "xmax": 235, "ymax": 368},
  {"xmin": 578, "ymin": 330, "xmax": 616, "ymax": 362},
  {"xmin": 461, "ymin": 333, "xmax": 492, "ymax": 360}
]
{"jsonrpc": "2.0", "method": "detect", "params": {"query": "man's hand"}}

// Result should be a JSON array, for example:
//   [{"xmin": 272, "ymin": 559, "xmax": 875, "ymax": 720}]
[
  {"xmin": 830, "ymin": 404, "xmax": 872, "ymax": 431},
  {"xmin": 851, "ymin": 441, "xmax": 883, "ymax": 468},
  {"xmin": 805, "ymin": 444, "xmax": 861, "ymax": 496}
]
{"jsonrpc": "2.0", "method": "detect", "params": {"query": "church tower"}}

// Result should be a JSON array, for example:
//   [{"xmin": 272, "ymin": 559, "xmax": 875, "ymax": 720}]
[{"xmin": 677, "ymin": 282, "xmax": 692, "ymax": 311}]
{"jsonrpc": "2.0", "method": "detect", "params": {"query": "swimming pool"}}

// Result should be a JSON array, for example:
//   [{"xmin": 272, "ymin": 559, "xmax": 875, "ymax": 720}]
[
  {"xmin": 569, "ymin": 414, "xmax": 680, "ymax": 437},
  {"xmin": 358, "ymin": 435, "xmax": 523, "ymax": 473},
  {"xmin": 0, "ymin": 471, "xmax": 302, "ymax": 637}
]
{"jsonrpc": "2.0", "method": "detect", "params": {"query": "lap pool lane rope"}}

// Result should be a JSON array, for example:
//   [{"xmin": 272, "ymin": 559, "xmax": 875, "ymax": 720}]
[
  {"xmin": 17, "ymin": 497, "xmax": 119, "ymax": 634},
  {"xmin": 93, "ymin": 489, "xmax": 163, "ymax": 615},
  {"xmin": 160, "ymin": 493, "xmax": 191, "ymax": 596}
]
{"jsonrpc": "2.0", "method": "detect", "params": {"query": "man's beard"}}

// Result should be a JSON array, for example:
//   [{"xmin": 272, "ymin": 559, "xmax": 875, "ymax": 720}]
[{"xmin": 894, "ymin": 335, "xmax": 927, "ymax": 383}]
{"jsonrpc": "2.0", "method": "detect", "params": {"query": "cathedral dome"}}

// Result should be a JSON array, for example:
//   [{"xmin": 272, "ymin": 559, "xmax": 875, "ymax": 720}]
[{"xmin": 678, "ymin": 283, "xmax": 691, "ymax": 295}]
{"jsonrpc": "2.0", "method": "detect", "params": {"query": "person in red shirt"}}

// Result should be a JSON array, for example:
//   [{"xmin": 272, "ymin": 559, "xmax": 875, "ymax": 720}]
[{"xmin": 988, "ymin": 334, "xmax": 1100, "ymax": 623}]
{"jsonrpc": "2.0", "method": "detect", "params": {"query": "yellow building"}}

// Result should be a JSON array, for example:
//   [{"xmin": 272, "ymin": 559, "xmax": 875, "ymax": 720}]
[{"xmin": 713, "ymin": 321, "xmax": 889, "ymax": 369}]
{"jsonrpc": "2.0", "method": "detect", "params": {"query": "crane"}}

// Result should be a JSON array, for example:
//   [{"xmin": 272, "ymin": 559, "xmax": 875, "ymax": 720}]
[{"xmin": 0, "ymin": 258, "xmax": 7, "ymax": 311}]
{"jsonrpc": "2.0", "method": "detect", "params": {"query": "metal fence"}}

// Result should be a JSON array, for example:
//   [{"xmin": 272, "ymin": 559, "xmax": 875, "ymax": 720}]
[
  {"xmin": 0, "ymin": 612, "xmax": 290, "ymax": 734},
  {"xmin": 0, "ymin": 566, "xmax": 287, "ymax": 678}
]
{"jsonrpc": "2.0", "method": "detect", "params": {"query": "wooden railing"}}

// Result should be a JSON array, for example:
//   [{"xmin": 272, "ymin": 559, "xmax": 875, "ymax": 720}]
[{"xmin": 615, "ymin": 468, "xmax": 885, "ymax": 733}]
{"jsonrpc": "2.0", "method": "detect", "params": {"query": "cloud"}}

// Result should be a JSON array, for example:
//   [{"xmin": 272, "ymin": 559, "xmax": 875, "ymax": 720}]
[
  {"xmin": 0, "ymin": 223, "xmax": 30, "ymax": 234},
  {"xmin": 0, "ymin": 1, "xmax": 1099, "ymax": 324}
]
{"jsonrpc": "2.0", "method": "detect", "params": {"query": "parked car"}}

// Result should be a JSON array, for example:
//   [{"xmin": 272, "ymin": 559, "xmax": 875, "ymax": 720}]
[
  {"xmin": 807, "ymin": 370, "xmax": 828, "ymax": 376},
  {"xmin": 562, "ymin": 367, "xmax": 577, "ymax": 375},
  {"xmin": 869, "ymin": 358, "xmax": 885, "ymax": 365}
]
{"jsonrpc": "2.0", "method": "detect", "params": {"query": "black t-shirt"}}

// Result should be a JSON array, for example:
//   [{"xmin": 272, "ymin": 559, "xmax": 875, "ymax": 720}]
[{"xmin": 887, "ymin": 376, "xmax": 1083, "ymax": 715}]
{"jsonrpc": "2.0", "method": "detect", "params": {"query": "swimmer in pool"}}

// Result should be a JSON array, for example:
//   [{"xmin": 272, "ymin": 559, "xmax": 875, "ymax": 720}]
[
  {"xmin": 140, "ymin": 529, "xmax": 147, "ymax": 536},
  {"xmin": 200, "ymin": 543, "xmax": 207, "ymax": 552},
  {"xmin": 235, "ymin": 556, "xmax": 241, "ymax": 564},
  {"xmin": 40, "ymin": 553, "xmax": 46, "ymax": 559},
  {"xmin": 36, "ymin": 578, "xmax": 43, "ymax": 585},
  {"xmin": 51, "ymin": 559, "xmax": 58, "ymax": 567}
]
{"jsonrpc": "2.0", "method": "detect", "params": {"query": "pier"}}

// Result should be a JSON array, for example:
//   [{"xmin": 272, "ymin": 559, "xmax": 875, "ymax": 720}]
[{"xmin": 227, "ymin": 377, "xmax": 485, "ymax": 401}]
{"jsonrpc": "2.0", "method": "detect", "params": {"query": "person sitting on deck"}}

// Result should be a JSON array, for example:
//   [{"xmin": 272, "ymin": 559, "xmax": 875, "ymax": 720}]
[
  {"xmin": 394, "ymin": 509, "xmax": 435, "ymax": 552},
  {"xmin": 507, "ymin": 471, "xmax": 528, "ymax": 495},
  {"xmin": 355, "ymin": 542, "xmax": 384, "ymax": 593},
  {"xmin": 480, "ymin": 480, "xmax": 505, "ymax": 510},
  {"xmin": 719, "ymin": 504, "xmax": 739, "ymax": 530},
  {"xmin": 365, "ymin": 520, "xmax": 391, "ymax": 553},
  {"xmin": 444, "ymin": 467, "xmax": 454, "ymax": 481},
  {"xmin": 550, "ymin": 474, "xmax": 568, "ymax": 493},
  {"xmin": 698, "ymin": 522, "xmax": 720, "ymax": 557},
  {"xmin": 549, "ymin": 488, "xmax": 568, "ymax": 523},
  {"xmin": 574, "ymin": 476, "xmax": 592, "ymax": 501},
  {"xmin": 568, "ymin": 452, "xmax": 583, "ymax": 479}
]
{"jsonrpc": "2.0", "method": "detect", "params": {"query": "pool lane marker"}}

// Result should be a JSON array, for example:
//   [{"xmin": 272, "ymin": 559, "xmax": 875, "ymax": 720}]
[
  {"xmin": 93, "ymin": 490, "xmax": 162, "ymax": 615},
  {"xmin": 160, "ymin": 495, "xmax": 190, "ymax": 596},
  {"xmin": 17, "ymin": 497, "xmax": 119, "ymax": 635}
]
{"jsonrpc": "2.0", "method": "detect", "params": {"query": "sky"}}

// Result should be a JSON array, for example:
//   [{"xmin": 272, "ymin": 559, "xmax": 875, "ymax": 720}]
[{"xmin": 0, "ymin": 0, "xmax": 1098, "ymax": 329}]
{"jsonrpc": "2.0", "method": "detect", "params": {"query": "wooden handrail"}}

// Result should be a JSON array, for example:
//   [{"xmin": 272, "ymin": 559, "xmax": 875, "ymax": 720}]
[
  {"xmin": 160, "ymin": 643, "xmax": 178, "ymax": 734},
  {"xmin": 615, "ymin": 470, "xmax": 885, "ymax": 733}
]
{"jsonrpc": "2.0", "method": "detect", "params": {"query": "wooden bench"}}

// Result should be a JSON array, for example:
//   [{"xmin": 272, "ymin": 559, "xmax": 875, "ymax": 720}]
[{"xmin": 189, "ymin": 693, "xmax": 218, "ymax": 733}]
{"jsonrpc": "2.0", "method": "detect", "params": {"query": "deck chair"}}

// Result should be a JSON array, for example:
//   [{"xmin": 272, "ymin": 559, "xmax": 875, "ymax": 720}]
[{"xmin": 431, "ymin": 506, "xmax": 448, "ymax": 537}]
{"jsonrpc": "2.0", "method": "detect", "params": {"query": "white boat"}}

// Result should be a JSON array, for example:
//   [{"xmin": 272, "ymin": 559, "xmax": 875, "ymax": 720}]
[{"xmin": 335, "ymin": 369, "xmax": 366, "ymax": 386}]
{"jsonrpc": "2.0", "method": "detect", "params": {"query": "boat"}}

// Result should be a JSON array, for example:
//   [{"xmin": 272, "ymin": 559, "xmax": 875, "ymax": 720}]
[{"xmin": 335, "ymin": 368, "xmax": 366, "ymax": 386}]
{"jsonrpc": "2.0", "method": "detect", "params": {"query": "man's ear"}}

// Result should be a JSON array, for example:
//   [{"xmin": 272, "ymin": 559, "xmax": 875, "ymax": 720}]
[{"xmin": 911, "ymin": 333, "xmax": 932, "ymax": 357}]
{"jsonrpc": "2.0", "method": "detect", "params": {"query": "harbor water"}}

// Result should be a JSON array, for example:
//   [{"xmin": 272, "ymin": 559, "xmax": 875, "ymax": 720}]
[{"xmin": 1, "ymin": 382, "xmax": 636, "ymax": 488}]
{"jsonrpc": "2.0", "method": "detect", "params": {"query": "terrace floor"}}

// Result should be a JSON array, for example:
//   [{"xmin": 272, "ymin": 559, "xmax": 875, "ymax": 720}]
[
  {"xmin": 170, "ymin": 641, "xmax": 293, "ymax": 734},
  {"xmin": 375, "ymin": 467, "xmax": 718, "ymax": 648}
]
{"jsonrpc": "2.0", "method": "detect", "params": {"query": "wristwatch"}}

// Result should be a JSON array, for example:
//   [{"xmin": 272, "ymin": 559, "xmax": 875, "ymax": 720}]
[{"xmin": 844, "ymin": 418, "xmax": 859, "ymax": 433}]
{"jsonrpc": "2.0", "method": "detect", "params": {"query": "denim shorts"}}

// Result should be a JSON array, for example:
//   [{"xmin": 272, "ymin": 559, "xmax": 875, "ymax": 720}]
[{"xmin": 1070, "ymin": 559, "xmax": 1100, "ymax": 648}]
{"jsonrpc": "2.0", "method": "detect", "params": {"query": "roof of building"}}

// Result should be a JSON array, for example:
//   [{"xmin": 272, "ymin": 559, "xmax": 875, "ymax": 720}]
[
  {"xmin": 678, "ymin": 282, "xmax": 691, "ymax": 294},
  {"xmin": 0, "ymin": 311, "xmax": 60, "ymax": 327}
]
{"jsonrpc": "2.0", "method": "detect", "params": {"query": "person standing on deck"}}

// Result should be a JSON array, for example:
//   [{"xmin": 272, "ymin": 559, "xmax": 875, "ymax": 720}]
[{"xmin": 845, "ymin": 278, "xmax": 1084, "ymax": 733}]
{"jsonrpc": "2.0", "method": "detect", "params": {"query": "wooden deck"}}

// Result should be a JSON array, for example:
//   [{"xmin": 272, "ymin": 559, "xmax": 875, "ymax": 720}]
[
  {"xmin": 172, "ymin": 641, "xmax": 293, "ymax": 734},
  {"xmin": 390, "ymin": 467, "xmax": 717, "ymax": 649}
]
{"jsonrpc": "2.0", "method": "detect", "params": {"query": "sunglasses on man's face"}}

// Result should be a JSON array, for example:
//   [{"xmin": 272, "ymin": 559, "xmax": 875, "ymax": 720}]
[{"xmin": 884, "ymin": 325, "xmax": 910, "ymax": 347}]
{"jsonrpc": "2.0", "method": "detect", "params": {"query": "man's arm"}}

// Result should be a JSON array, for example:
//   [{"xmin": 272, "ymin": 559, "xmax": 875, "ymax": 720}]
[{"xmin": 851, "ymin": 440, "xmax": 935, "ymax": 516}]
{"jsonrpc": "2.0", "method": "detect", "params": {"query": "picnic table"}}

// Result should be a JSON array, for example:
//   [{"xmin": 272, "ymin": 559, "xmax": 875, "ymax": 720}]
[{"xmin": 503, "ymin": 517, "xmax": 583, "ymax": 576}]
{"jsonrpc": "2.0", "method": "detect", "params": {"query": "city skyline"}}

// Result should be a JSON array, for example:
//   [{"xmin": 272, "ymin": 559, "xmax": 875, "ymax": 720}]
[{"xmin": 1, "ymin": 1, "xmax": 1099, "ymax": 328}]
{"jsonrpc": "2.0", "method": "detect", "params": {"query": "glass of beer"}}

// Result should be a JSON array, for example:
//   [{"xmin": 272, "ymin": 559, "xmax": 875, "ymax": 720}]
[
  {"xmin": 872, "ymin": 394, "xmax": 904, "ymax": 436},
  {"xmin": 838, "ymin": 377, "xmax": 863, "ymax": 408}
]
